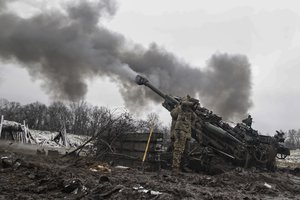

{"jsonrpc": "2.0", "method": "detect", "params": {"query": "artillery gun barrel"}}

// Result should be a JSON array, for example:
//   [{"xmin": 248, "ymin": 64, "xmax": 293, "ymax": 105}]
[
  {"xmin": 135, "ymin": 75, "xmax": 179, "ymax": 105},
  {"xmin": 204, "ymin": 122, "xmax": 243, "ymax": 145}
]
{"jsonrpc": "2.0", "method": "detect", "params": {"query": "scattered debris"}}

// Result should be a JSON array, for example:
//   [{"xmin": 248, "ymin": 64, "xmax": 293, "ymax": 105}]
[
  {"xmin": 30, "ymin": 130, "xmax": 91, "ymax": 149},
  {"xmin": 0, "ymin": 116, "xmax": 35, "ymax": 144},
  {"xmin": 88, "ymin": 184, "xmax": 124, "ymax": 199},
  {"xmin": 12, "ymin": 158, "xmax": 21, "ymax": 170},
  {"xmin": 89, "ymin": 164, "xmax": 111, "ymax": 173},
  {"xmin": 1, "ymin": 156, "xmax": 13, "ymax": 168},
  {"xmin": 264, "ymin": 182, "xmax": 272, "ymax": 189},
  {"xmin": 133, "ymin": 186, "xmax": 163, "ymax": 195},
  {"xmin": 115, "ymin": 165, "xmax": 130, "ymax": 170},
  {"xmin": 62, "ymin": 179, "xmax": 87, "ymax": 194},
  {"xmin": 53, "ymin": 130, "xmax": 69, "ymax": 147}
]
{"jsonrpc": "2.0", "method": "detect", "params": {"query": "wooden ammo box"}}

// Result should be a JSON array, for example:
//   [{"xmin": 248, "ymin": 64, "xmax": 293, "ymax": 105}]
[{"xmin": 106, "ymin": 132, "xmax": 164, "ymax": 170}]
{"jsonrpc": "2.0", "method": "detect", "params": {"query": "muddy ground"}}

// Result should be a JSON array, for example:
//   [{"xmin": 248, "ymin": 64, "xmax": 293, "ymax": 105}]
[{"xmin": 0, "ymin": 148, "xmax": 300, "ymax": 200}]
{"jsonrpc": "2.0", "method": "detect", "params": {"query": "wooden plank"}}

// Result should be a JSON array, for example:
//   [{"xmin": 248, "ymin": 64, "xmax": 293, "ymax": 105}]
[
  {"xmin": 62, "ymin": 125, "xmax": 68, "ymax": 147},
  {"xmin": 122, "ymin": 134, "xmax": 163, "ymax": 142},
  {"xmin": 23, "ymin": 121, "xmax": 27, "ymax": 143},
  {"xmin": 119, "ymin": 148, "xmax": 157, "ymax": 153},
  {"xmin": 115, "ymin": 142, "xmax": 158, "ymax": 152},
  {"xmin": 18, "ymin": 132, "xmax": 21, "ymax": 142},
  {"xmin": 25, "ymin": 125, "xmax": 29, "ymax": 143},
  {"xmin": 115, "ymin": 150, "xmax": 144, "ymax": 159},
  {"xmin": 115, "ymin": 149, "xmax": 159, "ymax": 160},
  {"xmin": 10, "ymin": 132, "xmax": 14, "ymax": 140}
]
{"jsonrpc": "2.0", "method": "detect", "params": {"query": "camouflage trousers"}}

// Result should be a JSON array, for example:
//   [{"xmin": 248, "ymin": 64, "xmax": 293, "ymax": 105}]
[{"xmin": 172, "ymin": 130, "xmax": 190, "ymax": 170}]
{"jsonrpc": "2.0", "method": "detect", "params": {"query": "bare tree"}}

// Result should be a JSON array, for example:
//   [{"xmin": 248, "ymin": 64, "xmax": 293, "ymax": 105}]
[
  {"xmin": 89, "ymin": 106, "xmax": 110, "ymax": 135},
  {"xmin": 0, "ymin": 101, "xmax": 23, "ymax": 123},
  {"xmin": 69, "ymin": 100, "xmax": 91, "ymax": 135},
  {"xmin": 135, "ymin": 119, "xmax": 149, "ymax": 133},
  {"xmin": 46, "ymin": 101, "xmax": 72, "ymax": 132},
  {"xmin": 0, "ymin": 98, "xmax": 9, "ymax": 109},
  {"xmin": 95, "ymin": 111, "xmax": 137, "ymax": 158},
  {"xmin": 22, "ymin": 102, "xmax": 47, "ymax": 130},
  {"xmin": 284, "ymin": 129, "xmax": 300, "ymax": 149}
]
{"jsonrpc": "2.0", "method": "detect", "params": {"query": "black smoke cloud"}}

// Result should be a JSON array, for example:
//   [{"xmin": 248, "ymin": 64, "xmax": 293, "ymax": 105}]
[
  {"xmin": 121, "ymin": 45, "xmax": 252, "ymax": 119},
  {"xmin": 0, "ymin": 0, "xmax": 252, "ymax": 119},
  {"xmin": 0, "ymin": 0, "xmax": 7, "ymax": 9}
]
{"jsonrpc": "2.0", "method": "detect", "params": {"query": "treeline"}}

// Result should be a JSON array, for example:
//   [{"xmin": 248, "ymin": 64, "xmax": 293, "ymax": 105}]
[
  {"xmin": 0, "ymin": 98, "xmax": 169, "ymax": 136},
  {"xmin": 284, "ymin": 129, "xmax": 300, "ymax": 150}
]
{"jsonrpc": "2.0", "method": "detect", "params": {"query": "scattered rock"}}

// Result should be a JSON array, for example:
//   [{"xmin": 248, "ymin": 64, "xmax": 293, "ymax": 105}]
[
  {"xmin": 99, "ymin": 175, "xmax": 110, "ymax": 183},
  {"xmin": 1, "ymin": 157, "xmax": 13, "ymax": 168},
  {"xmin": 13, "ymin": 158, "xmax": 22, "ymax": 170},
  {"xmin": 62, "ymin": 179, "xmax": 82, "ymax": 193},
  {"xmin": 28, "ymin": 174, "xmax": 35, "ymax": 179}
]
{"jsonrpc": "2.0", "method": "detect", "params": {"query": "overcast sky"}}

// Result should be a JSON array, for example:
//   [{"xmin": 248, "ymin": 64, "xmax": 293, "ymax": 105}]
[{"xmin": 1, "ymin": 0, "xmax": 300, "ymax": 134}]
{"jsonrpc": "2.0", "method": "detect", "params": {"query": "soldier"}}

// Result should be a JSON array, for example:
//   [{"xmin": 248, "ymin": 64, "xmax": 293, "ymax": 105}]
[
  {"xmin": 171, "ymin": 95, "xmax": 196, "ymax": 172},
  {"xmin": 170, "ymin": 104, "xmax": 179, "ymax": 146},
  {"xmin": 242, "ymin": 115, "xmax": 253, "ymax": 127}
]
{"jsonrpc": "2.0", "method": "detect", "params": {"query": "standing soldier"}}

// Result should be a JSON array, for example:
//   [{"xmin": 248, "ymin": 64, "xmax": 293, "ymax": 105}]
[
  {"xmin": 242, "ymin": 115, "xmax": 253, "ymax": 127},
  {"xmin": 170, "ymin": 95, "xmax": 196, "ymax": 172},
  {"xmin": 170, "ymin": 107, "xmax": 179, "ymax": 145}
]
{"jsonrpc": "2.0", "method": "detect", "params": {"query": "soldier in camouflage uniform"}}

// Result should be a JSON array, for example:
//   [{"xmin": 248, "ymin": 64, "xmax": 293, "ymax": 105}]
[
  {"xmin": 242, "ymin": 115, "xmax": 253, "ymax": 127},
  {"xmin": 170, "ymin": 95, "xmax": 195, "ymax": 171},
  {"xmin": 170, "ymin": 106, "xmax": 179, "ymax": 144}
]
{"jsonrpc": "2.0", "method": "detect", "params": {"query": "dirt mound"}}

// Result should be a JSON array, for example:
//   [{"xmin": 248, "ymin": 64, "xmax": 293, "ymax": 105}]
[{"xmin": 0, "ymin": 149, "xmax": 299, "ymax": 200}]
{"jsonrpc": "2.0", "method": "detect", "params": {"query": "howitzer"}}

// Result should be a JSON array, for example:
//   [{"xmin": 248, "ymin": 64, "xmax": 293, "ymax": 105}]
[
  {"xmin": 135, "ymin": 75, "xmax": 290, "ymax": 171},
  {"xmin": 135, "ymin": 75, "xmax": 179, "ymax": 111}
]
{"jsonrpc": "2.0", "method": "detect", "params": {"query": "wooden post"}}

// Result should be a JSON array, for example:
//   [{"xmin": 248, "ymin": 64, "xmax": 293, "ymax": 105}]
[
  {"xmin": 61, "ymin": 123, "xmax": 68, "ymax": 147},
  {"xmin": 0, "ymin": 115, "xmax": 3, "ymax": 139},
  {"xmin": 26, "ymin": 125, "xmax": 30, "ymax": 143},
  {"xmin": 23, "ymin": 121, "xmax": 25, "ymax": 143},
  {"xmin": 11, "ymin": 130, "xmax": 15, "ymax": 141},
  {"xmin": 142, "ymin": 124, "xmax": 155, "ymax": 172},
  {"xmin": 23, "ymin": 121, "xmax": 29, "ymax": 143}
]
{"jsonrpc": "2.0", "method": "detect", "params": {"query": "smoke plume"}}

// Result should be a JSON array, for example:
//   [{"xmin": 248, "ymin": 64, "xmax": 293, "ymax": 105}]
[{"xmin": 0, "ymin": 0, "xmax": 252, "ymax": 119}]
